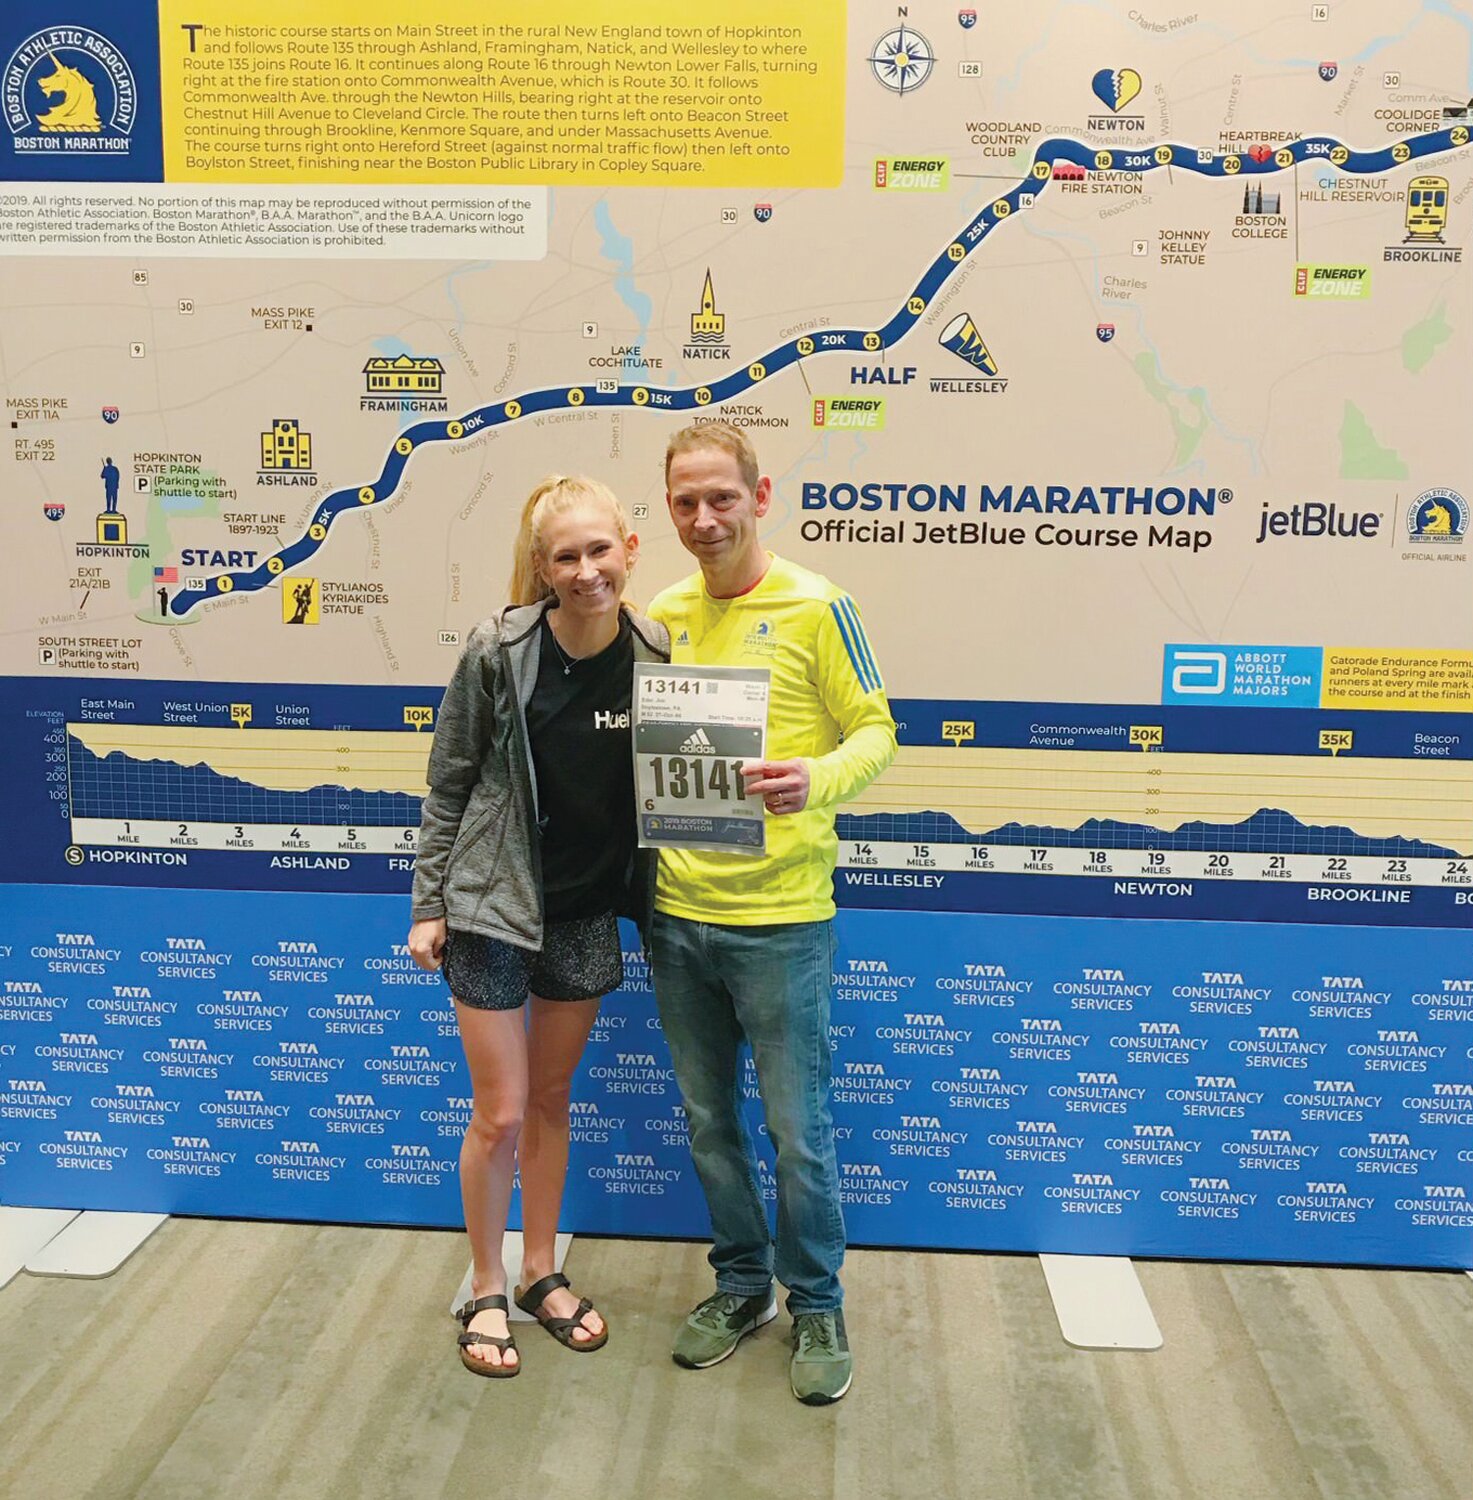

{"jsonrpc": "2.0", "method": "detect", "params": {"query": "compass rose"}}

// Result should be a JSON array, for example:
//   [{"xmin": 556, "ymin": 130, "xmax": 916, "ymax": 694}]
[{"xmin": 868, "ymin": 25, "xmax": 935, "ymax": 94}]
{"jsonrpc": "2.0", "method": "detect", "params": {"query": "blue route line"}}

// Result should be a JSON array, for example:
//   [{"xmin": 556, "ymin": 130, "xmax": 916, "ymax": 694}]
[{"xmin": 167, "ymin": 123, "xmax": 1472, "ymax": 619}]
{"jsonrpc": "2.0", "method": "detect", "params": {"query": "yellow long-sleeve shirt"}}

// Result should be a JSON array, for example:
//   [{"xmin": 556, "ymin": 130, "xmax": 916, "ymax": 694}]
[{"xmin": 648, "ymin": 554, "xmax": 897, "ymax": 924}]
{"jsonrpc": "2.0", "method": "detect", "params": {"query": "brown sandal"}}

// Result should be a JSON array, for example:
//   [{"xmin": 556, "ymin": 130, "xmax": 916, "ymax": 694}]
[
  {"xmin": 514, "ymin": 1272, "xmax": 608, "ymax": 1351},
  {"xmin": 456, "ymin": 1293, "xmax": 519, "ymax": 1377}
]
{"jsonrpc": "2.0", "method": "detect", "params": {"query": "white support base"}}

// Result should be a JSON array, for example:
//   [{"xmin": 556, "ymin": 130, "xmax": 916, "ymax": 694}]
[
  {"xmin": 0, "ymin": 1207, "xmax": 79, "ymax": 1289},
  {"xmin": 24, "ymin": 1211, "xmax": 167, "ymax": 1278},
  {"xmin": 1039, "ymin": 1253, "xmax": 1163, "ymax": 1350},
  {"xmin": 450, "ymin": 1231, "xmax": 573, "ymax": 1322}
]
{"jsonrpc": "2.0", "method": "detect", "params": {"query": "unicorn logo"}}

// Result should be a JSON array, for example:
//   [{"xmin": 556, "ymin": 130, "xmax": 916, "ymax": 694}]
[
  {"xmin": 4, "ymin": 28, "xmax": 137, "ymax": 154},
  {"xmin": 36, "ymin": 55, "xmax": 101, "ymax": 132}
]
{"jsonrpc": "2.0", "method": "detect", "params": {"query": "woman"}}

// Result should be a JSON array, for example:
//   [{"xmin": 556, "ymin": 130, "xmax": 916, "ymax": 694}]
[{"xmin": 408, "ymin": 475, "xmax": 668, "ymax": 1376}]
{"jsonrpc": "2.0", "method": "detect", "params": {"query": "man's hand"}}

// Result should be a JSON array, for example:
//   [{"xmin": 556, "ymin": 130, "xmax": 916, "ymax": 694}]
[
  {"xmin": 743, "ymin": 759, "xmax": 810, "ymax": 816},
  {"xmin": 408, "ymin": 917, "xmax": 447, "ymax": 971}
]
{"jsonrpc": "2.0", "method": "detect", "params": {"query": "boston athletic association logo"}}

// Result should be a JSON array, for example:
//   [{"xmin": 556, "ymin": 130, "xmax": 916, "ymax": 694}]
[{"xmin": 3, "ymin": 27, "xmax": 136, "ymax": 157}]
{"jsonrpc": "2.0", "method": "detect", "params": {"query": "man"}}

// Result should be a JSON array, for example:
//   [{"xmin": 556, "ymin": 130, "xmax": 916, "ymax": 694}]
[{"xmin": 647, "ymin": 420, "xmax": 896, "ymax": 1405}]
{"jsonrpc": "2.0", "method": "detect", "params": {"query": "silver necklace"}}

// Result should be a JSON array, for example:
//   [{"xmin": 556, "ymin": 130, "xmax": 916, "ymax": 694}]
[{"xmin": 546, "ymin": 622, "xmax": 579, "ymax": 675}]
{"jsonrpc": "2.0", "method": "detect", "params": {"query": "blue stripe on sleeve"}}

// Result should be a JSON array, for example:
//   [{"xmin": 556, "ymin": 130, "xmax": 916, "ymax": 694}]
[
  {"xmin": 836, "ymin": 596, "xmax": 883, "ymax": 692},
  {"xmin": 829, "ymin": 598, "xmax": 878, "ymax": 692}
]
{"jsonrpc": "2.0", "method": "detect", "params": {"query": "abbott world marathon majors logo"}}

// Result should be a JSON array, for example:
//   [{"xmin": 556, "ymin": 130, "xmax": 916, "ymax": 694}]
[
  {"xmin": 1338, "ymin": 1128, "xmax": 1439, "ymax": 1176},
  {"xmin": 929, "ymin": 1165, "xmax": 1025, "ymax": 1212},
  {"xmin": 3, "ymin": 26, "xmax": 136, "ymax": 158},
  {"xmin": 1160, "ymin": 1175, "xmax": 1256, "ymax": 1220},
  {"xmin": 197, "ymin": 988, "xmax": 288, "ymax": 1033},
  {"xmin": 991, "ymin": 1016, "xmax": 1091, "ymax": 1063},
  {"xmin": 1053, "ymin": 966, "xmax": 1150, "ymax": 1013},
  {"xmin": 256, "ymin": 1138, "xmax": 346, "ymax": 1183},
  {"xmin": 146, "ymin": 1135, "xmax": 237, "ymax": 1178},
  {"xmin": 87, "ymin": 982, "xmax": 177, "ymax": 1028},
  {"xmin": 1, "ymin": 979, "xmax": 68, "ymax": 1024},
  {"xmin": 930, "ymin": 1062, "xmax": 1028, "ymax": 1112},
  {"xmin": 933, "ymin": 961, "xmax": 1033, "ymax": 1008},
  {"xmin": 198, "ymin": 1086, "xmax": 288, "ymax": 1131},
  {"xmin": 310, "ymin": 1092, "xmax": 402, "ymax": 1136},
  {"xmin": 90, "ymin": 1080, "xmax": 180, "ymax": 1127}
]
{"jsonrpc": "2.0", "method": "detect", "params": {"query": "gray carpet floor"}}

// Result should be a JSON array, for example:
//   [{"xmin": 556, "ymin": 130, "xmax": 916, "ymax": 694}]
[{"xmin": 2, "ymin": 1217, "xmax": 1471, "ymax": 1499}]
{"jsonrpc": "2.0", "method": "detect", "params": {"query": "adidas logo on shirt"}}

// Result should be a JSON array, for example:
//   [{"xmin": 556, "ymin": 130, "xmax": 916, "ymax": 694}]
[
  {"xmin": 676, "ymin": 630, "xmax": 690, "ymax": 645},
  {"xmin": 678, "ymin": 727, "xmax": 716, "ymax": 754}
]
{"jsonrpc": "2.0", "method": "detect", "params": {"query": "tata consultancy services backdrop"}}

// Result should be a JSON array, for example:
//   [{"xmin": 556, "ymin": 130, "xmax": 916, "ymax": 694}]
[{"xmin": 1, "ymin": 0, "xmax": 1470, "ymax": 1264}]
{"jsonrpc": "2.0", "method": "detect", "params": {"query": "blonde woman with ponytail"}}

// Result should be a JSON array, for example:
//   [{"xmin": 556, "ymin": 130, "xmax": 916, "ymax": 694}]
[{"xmin": 408, "ymin": 475, "xmax": 669, "ymax": 1376}]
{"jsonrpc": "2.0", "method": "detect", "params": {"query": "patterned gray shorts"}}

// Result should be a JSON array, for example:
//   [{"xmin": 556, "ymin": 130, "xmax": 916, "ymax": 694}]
[{"xmin": 441, "ymin": 914, "xmax": 623, "ymax": 1011}]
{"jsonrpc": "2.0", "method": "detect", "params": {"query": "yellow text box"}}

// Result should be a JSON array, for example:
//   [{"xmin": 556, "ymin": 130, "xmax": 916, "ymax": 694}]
[
  {"xmin": 1318, "ymin": 729, "xmax": 1353, "ymax": 756},
  {"xmin": 1129, "ymin": 724, "xmax": 1163, "ymax": 751},
  {"xmin": 160, "ymin": 0, "xmax": 844, "ymax": 186},
  {"xmin": 1321, "ymin": 649, "xmax": 1473, "ymax": 711},
  {"xmin": 404, "ymin": 706, "xmax": 435, "ymax": 729}
]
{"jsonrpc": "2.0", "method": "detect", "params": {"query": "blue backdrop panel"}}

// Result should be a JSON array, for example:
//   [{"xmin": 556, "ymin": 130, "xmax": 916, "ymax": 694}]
[{"xmin": 2, "ymin": 885, "xmax": 1470, "ymax": 1268}]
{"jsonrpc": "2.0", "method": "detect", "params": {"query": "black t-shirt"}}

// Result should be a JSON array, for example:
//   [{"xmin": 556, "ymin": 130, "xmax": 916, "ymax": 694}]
[{"xmin": 526, "ymin": 610, "xmax": 636, "ymax": 921}]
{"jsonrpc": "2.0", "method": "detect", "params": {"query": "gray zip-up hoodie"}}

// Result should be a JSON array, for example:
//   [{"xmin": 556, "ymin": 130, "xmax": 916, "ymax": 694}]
[{"xmin": 410, "ymin": 600, "xmax": 670, "ymax": 949}]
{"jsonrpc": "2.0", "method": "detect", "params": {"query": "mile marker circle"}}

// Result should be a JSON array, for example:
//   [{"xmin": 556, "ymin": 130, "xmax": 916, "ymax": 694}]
[
  {"xmin": 1032, "ymin": 160, "xmax": 1052, "ymax": 179},
  {"xmin": 568, "ymin": 387, "xmax": 585, "ymax": 406},
  {"xmin": 1155, "ymin": 145, "xmax": 1173, "ymax": 164},
  {"xmin": 216, "ymin": 575, "xmax": 234, "ymax": 593},
  {"xmin": 267, "ymin": 557, "xmax": 284, "ymax": 574},
  {"xmin": 446, "ymin": 420, "xmax": 464, "ymax": 438},
  {"xmin": 863, "ymin": 332, "xmax": 882, "ymax": 351},
  {"xmin": 748, "ymin": 362, "xmax": 766, "ymax": 380},
  {"xmin": 695, "ymin": 387, "xmax": 712, "ymax": 405},
  {"xmin": 1223, "ymin": 154, "xmax": 1241, "ymax": 174},
  {"xmin": 309, "ymin": 523, "xmax": 327, "ymax": 540},
  {"xmin": 394, "ymin": 436, "xmax": 413, "ymax": 455},
  {"xmin": 358, "ymin": 487, "xmax": 375, "ymax": 504},
  {"xmin": 797, "ymin": 336, "xmax": 815, "ymax": 355},
  {"xmin": 64, "ymin": 845, "xmax": 84, "ymax": 866},
  {"xmin": 632, "ymin": 386, "xmax": 650, "ymax": 405},
  {"xmin": 1331, "ymin": 145, "xmax": 1349, "ymax": 165},
  {"xmin": 992, "ymin": 199, "xmax": 1011, "ymax": 217},
  {"xmin": 1094, "ymin": 150, "xmax": 1113, "ymax": 170},
  {"xmin": 907, "ymin": 296, "xmax": 925, "ymax": 315},
  {"xmin": 504, "ymin": 400, "xmax": 521, "ymax": 419},
  {"xmin": 1275, "ymin": 147, "xmax": 1294, "ymax": 167},
  {"xmin": 947, "ymin": 242, "xmax": 965, "ymax": 261},
  {"xmin": 1392, "ymin": 142, "xmax": 1411, "ymax": 163}
]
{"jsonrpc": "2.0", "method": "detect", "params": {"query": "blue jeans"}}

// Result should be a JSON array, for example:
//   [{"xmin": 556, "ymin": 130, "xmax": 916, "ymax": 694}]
[{"xmin": 651, "ymin": 912, "xmax": 844, "ymax": 1313}]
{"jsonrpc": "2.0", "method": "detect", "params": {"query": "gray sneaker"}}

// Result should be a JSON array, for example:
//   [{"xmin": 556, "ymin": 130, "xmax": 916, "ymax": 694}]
[
  {"xmin": 672, "ymin": 1289, "xmax": 778, "ymax": 1369},
  {"xmin": 789, "ymin": 1310, "xmax": 852, "ymax": 1405}
]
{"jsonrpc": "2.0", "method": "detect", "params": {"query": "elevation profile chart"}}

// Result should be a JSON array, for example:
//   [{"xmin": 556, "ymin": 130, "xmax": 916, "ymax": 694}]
[
  {"xmin": 66, "ymin": 722, "xmax": 429, "ymax": 853},
  {"xmin": 835, "ymin": 701, "xmax": 1472, "ymax": 928}
]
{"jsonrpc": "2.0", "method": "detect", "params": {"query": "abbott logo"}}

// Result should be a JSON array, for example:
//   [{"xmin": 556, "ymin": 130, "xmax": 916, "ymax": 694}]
[{"xmin": 1170, "ymin": 650, "xmax": 1227, "ymax": 695}]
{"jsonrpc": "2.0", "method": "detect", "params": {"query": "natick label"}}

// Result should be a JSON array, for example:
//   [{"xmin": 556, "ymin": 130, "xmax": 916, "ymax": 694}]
[
  {"xmin": 812, "ymin": 397, "xmax": 885, "ymax": 430},
  {"xmin": 874, "ymin": 157, "xmax": 950, "ymax": 191}
]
